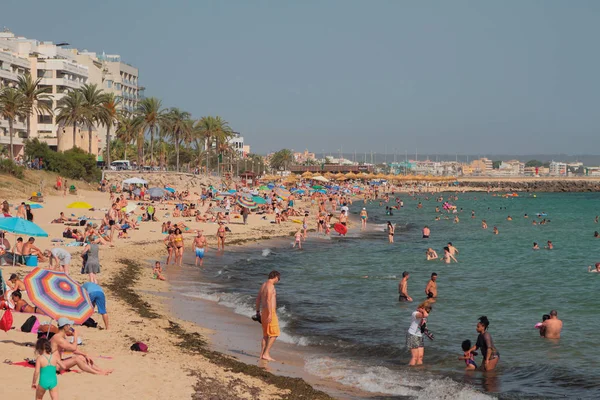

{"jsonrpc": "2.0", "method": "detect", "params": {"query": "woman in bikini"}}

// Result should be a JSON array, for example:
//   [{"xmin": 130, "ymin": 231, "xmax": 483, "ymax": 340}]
[
  {"xmin": 164, "ymin": 229, "xmax": 175, "ymax": 265},
  {"xmin": 216, "ymin": 222, "xmax": 226, "ymax": 251},
  {"xmin": 11, "ymin": 290, "xmax": 44, "ymax": 314},
  {"xmin": 387, "ymin": 221, "xmax": 394, "ymax": 243},
  {"xmin": 173, "ymin": 228, "xmax": 184, "ymax": 266}
]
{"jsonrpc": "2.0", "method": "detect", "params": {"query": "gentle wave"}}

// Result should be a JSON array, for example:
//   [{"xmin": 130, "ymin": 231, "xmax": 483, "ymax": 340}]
[{"xmin": 305, "ymin": 356, "xmax": 495, "ymax": 399}]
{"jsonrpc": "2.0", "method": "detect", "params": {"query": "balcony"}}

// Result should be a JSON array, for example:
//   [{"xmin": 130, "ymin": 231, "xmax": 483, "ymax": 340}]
[
  {"xmin": 0, "ymin": 52, "xmax": 30, "ymax": 69},
  {"xmin": 37, "ymin": 123, "xmax": 56, "ymax": 132},
  {"xmin": 40, "ymin": 77, "xmax": 84, "ymax": 89},
  {"xmin": 0, "ymin": 118, "xmax": 26, "ymax": 131},
  {"xmin": 0, "ymin": 68, "xmax": 18, "ymax": 82},
  {"xmin": 39, "ymin": 59, "xmax": 88, "ymax": 77}
]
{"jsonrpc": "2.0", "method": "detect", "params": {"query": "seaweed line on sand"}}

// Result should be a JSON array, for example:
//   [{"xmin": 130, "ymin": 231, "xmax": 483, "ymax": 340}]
[{"xmin": 111, "ymin": 258, "xmax": 334, "ymax": 400}]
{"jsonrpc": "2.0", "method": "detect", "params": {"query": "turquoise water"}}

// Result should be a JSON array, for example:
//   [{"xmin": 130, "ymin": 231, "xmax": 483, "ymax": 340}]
[{"xmin": 177, "ymin": 192, "xmax": 600, "ymax": 399}]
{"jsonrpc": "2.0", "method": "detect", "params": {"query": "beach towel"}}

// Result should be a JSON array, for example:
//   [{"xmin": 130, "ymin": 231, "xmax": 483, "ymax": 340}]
[
  {"xmin": 66, "ymin": 241, "xmax": 85, "ymax": 247},
  {"xmin": 10, "ymin": 361, "xmax": 80, "ymax": 374}
]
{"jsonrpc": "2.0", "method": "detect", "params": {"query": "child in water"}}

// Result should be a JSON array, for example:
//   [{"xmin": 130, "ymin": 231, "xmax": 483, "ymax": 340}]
[
  {"xmin": 293, "ymin": 229, "xmax": 303, "ymax": 249},
  {"xmin": 458, "ymin": 339, "xmax": 478, "ymax": 370},
  {"xmin": 32, "ymin": 337, "xmax": 64, "ymax": 399},
  {"xmin": 153, "ymin": 261, "xmax": 166, "ymax": 281}
]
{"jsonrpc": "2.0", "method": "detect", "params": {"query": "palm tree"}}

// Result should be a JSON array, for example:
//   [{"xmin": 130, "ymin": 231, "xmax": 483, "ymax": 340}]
[
  {"xmin": 0, "ymin": 88, "xmax": 27, "ymax": 160},
  {"xmin": 16, "ymin": 73, "xmax": 53, "ymax": 139},
  {"xmin": 115, "ymin": 114, "xmax": 139, "ymax": 162},
  {"xmin": 100, "ymin": 93, "xmax": 121, "ymax": 165},
  {"xmin": 194, "ymin": 116, "xmax": 233, "ymax": 175},
  {"xmin": 164, "ymin": 108, "xmax": 192, "ymax": 171},
  {"xmin": 135, "ymin": 97, "xmax": 164, "ymax": 169},
  {"xmin": 270, "ymin": 148, "xmax": 295, "ymax": 172},
  {"xmin": 80, "ymin": 84, "xmax": 109, "ymax": 154},
  {"xmin": 55, "ymin": 89, "xmax": 86, "ymax": 150}
]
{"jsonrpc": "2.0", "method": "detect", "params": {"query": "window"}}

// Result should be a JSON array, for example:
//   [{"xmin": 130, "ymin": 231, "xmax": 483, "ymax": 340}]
[{"xmin": 106, "ymin": 80, "xmax": 113, "ymax": 88}]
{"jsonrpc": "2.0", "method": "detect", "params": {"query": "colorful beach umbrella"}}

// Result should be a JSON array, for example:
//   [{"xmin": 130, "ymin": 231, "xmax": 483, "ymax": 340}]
[
  {"xmin": 23, "ymin": 268, "xmax": 93, "ymax": 324},
  {"xmin": 274, "ymin": 188, "xmax": 291, "ymax": 199},
  {"xmin": 25, "ymin": 202, "xmax": 43, "ymax": 209},
  {"xmin": 259, "ymin": 185, "xmax": 269, "ymax": 191},
  {"xmin": 237, "ymin": 195, "xmax": 258, "ymax": 209},
  {"xmin": 66, "ymin": 201, "xmax": 93, "ymax": 209},
  {"xmin": 0, "ymin": 217, "xmax": 48, "ymax": 237},
  {"xmin": 252, "ymin": 196, "xmax": 267, "ymax": 205}
]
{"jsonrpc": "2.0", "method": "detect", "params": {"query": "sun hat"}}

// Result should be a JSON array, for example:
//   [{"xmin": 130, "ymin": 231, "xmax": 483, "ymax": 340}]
[{"xmin": 57, "ymin": 317, "xmax": 74, "ymax": 328}]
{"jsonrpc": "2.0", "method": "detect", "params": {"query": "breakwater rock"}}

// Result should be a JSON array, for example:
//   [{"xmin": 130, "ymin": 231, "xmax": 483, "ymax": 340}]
[{"xmin": 459, "ymin": 179, "xmax": 600, "ymax": 192}]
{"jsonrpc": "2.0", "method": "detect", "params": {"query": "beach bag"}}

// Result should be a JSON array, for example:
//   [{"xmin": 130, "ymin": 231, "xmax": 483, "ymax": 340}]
[
  {"xmin": 0, "ymin": 309, "xmax": 13, "ymax": 332},
  {"xmin": 130, "ymin": 342, "xmax": 148, "ymax": 352},
  {"xmin": 82, "ymin": 317, "xmax": 98, "ymax": 328},
  {"xmin": 21, "ymin": 316, "xmax": 40, "ymax": 333}
]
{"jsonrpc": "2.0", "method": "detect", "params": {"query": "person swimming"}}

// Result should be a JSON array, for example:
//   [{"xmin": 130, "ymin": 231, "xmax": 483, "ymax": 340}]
[
  {"xmin": 533, "ymin": 242, "xmax": 539, "ymax": 250},
  {"xmin": 588, "ymin": 263, "xmax": 600, "ymax": 273}
]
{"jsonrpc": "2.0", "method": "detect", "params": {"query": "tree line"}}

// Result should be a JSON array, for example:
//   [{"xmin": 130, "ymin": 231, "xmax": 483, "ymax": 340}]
[{"xmin": 0, "ymin": 73, "xmax": 265, "ymax": 175}]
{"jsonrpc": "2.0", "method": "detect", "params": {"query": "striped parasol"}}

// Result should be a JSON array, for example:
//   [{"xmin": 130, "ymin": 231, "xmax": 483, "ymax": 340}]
[
  {"xmin": 237, "ymin": 195, "xmax": 258, "ymax": 209},
  {"xmin": 274, "ymin": 188, "xmax": 291, "ymax": 199},
  {"xmin": 23, "ymin": 268, "xmax": 93, "ymax": 324}
]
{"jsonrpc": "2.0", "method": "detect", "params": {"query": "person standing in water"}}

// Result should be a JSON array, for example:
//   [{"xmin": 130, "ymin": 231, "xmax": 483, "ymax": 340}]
[
  {"xmin": 540, "ymin": 310, "xmax": 562, "ymax": 339},
  {"xmin": 398, "ymin": 271, "xmax": 413, "ymax": 302},
  {"xmin": 425, "ymin": 273, "xmax": 438, "ymax": 299},
  {"xmin": 406, "ymin": 302, "xmax": 433, "ymax": 366},
  {"xmin": 422, "ymin": 226, "xmax": 430, "ymax": 239},
  {"xmin": 193, "ymin": 231, "xmax": 207, "ymax": 267},
  {"xmin": 360, "ymin": 208, "xmax": 368, "ymax": 229},
  {"xmin": 387, "ymin": 221, "xmax": 394, "ymax": 243},
  {"xmin": 426, "ymin": 248, "xmax": 438, "ymax": 260},
  {"xmin": 468, "ymin": 316, "xmax": 500, "ymax": 371},
  {"xmin": 255, "ymin": 270, "xmax": 281, "ymax": 361},
  {"xmin": 442, "ymin": 247, "xmax": 458, "ymax": 264}
]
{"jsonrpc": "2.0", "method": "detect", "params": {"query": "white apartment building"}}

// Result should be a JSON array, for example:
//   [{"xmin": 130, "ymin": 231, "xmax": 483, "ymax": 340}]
[
  {"xmin": 549, "ymin": 161, "xmax": 567, "ymax": 176},
  {"xmin": 0, "ymin": 31, "xmax": 142, "ymax": 156},
  {"xmin": 228, "ymin": 132, "xmax": 248, "ymax": 157}
]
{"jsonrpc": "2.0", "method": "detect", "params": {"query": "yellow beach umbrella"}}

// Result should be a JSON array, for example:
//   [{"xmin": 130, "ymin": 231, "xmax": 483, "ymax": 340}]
[
  {"xmin": 345, "ymin": 172, "xmax": 357, "ymax": 179},
  {"xmin": 66, "ymin": 201, "xmax": 93, "ymax": 209},
  {"xmin": 301, "ymin": 171, "xmax": 313, "ymax": 178}
]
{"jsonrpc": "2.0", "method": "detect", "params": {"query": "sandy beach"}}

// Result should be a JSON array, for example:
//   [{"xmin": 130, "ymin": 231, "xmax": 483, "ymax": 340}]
[{"xmin": 0, "ymin": 174, "xmax": 336, "ymax": 400}]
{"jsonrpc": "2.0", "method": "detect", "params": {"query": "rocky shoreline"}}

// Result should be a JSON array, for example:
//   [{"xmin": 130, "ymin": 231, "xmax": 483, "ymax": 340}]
[{"xmin": 458, "ymin": 179, "xmax": 600, "ymax": 192}]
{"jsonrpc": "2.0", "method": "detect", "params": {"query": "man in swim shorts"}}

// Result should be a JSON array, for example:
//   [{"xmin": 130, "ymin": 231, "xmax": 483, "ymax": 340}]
[
  {"xmin": 255, "ymin": 270, "xmax": 281, "ymax": 361},
  {"xmin": 540, "ymin": 310, "xmax": 562, "ymax": 339},
  {"xmin": 425, "ymin": 273, "xmax": 437, "ymax": 298},
  {"xmin": 193, "ymin": 230, "xmax": 207, "ymax": 267},
  {"xmin": 422, "ymin": 226, "xmax": 430, "ymax": 239},
  {"xmin": 398, "ymin": 271, "xmax": 412, "ymax": 302}
]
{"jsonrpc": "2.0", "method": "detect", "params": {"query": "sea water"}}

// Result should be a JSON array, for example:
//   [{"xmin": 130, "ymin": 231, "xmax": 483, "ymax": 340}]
[{"xmin": 174, "ymin": 192, "xmax": 600, "ymax": 399}]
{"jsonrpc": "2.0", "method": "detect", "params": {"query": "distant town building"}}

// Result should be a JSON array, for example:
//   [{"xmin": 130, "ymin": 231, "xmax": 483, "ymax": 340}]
[
  {"xmin": 549, "ymin": 161, "xmax": 567, "ymax": 176},
  {"xmin": 227, "ymin": 132, "xmax": 248, "ymax": 157},
  {"xmin": 293, "ymin": 149, "xmax": 316, "ymax": 164}
]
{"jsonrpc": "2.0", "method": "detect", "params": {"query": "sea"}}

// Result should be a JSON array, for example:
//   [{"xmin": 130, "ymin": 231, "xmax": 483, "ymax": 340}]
[{"xmin": 170, "ymin": 192, "xmax": 600, "ymax": 399}]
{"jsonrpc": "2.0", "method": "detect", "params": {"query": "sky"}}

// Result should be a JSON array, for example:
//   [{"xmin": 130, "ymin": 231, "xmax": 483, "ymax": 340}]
[{"xmin": 3, "ymin": 0, "xmax": 600, "ymax": 155}]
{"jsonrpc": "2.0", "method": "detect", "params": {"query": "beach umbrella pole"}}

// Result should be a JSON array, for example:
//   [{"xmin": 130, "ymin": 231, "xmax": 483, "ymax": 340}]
[{"xmin": 46, "ymin": 318, "xmax": 53, "ymax": 339}]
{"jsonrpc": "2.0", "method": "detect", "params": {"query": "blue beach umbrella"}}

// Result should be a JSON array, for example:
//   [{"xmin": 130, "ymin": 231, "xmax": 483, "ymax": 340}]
[
  {"xmin": 0, "ymin": 217, "xmax": 48, "ymax": 237},
  {"xmin": 252, "ymin": 196, "xmax": 267, "ymax": 205},
  {"xmin": 148, "ymin": 187, "xmax": 166, "ymax": 198},
  {"xmin": 228, "ymin": 189, "xmax": 237, "ymax": 194},
  {"xmin": 267, "ymin": 183, "xmax": 275, "ymax": 189},
  {"xmin": 164, "ymin": 187, "xmax": 176, "ymax": 193},
  {"xmin": 25, "ymin": 203, "xmax": 43, "ymax": 209}
]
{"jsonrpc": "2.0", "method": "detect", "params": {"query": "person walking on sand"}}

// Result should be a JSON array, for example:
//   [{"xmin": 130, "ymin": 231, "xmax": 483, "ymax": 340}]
[
  {"xmin": 399, "ymin": 271, "xmax": 413, "ymax": 302},
  {"xmin": 32, "ymin": 337, "xmax": 64, "ymax": 400},
  {"xmin": 387, "ymin": 221, "xmax": 394, "ymax": 243},
  {"xmin": 360, "ymin": 208, "xmax": 368, "ymax": 229},
  {"xmin": 193, "ymin": 230, "xmax": 207, "ymax": 267},
  {"xmin": 255, "ymin": 270, "xmax": 281, "ymax": 361},
  {"xmin": 216, "ymin": 222, "xmax": 226, "ymax": 251}
]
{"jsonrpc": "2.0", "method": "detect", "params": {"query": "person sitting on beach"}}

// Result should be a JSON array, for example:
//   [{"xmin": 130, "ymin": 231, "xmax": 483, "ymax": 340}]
[
  {"xmin": 172, "ymin": 206, "xmax": 181, "ymax": 218},
  {"xmin": 51, "ymin": 212, "xmax": 68, "ymax": 224},
  {"xmin": 23, "ymin": 237, "xmax": 47, "ymax": 262},
  {"xmin": 153, "ymin": 261, "xmax": 166, "ymax": 281},
  {"xmin": 7, "ymin": 273, "xmax": 26, "ymax": 291},
  {"xmin": 195, "ymin": 211, "xmax": 207, "ymax": 222},
  {"xmin": 588, "ymin": 263, "xmax": 600, "ymax": 273},
  {"xmin": 426, "ymin": 248, "xmax": 438, "ymax": 260},
  {"xmin": 71, "ymin": 229, "xmax": 84, "ymax": 242},
  {"xmin": 50, "ymin": 318, "xmax": 112, "ymax": 375},
  {"xmin": 162, "ymin": 221, "xmax": 172, "ymax": 234},
  {"xmin": 458, "ymin": 339, "xmax": 478, "ymax": 370}
]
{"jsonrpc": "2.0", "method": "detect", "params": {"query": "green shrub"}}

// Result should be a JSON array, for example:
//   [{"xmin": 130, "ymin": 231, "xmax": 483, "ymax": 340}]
[
  {"xmin": 24, "ymin": 139, "xmax": 101, "ymax": 182},
  {"xmin": 0, "ymin": 159, "xmax": 25, "ymax": 179}
]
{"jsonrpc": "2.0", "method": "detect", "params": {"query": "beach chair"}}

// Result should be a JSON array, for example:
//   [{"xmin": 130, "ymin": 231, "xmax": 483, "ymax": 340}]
[{"xmin": 69, "ymin": 185, "xmax": 77, "ymax": 195}]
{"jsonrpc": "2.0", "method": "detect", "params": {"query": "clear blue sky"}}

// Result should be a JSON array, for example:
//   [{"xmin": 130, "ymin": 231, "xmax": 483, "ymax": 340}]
[{"xmin": 4, "ymin": 0, "xmax": 600, "ymax": 155}]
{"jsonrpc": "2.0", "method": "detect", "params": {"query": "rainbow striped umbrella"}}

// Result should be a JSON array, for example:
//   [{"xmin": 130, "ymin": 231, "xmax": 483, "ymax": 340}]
[
  {"xmin": 274, "ymin": 188, "xmax": 291, "ymax": 199},
  {"xmin": 237, "ymin": 195, "xmax": 258, "ymax": 209},
  {"xmin": 23, "ymin": 268, "xmax": 93, "ymax": 324}
]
